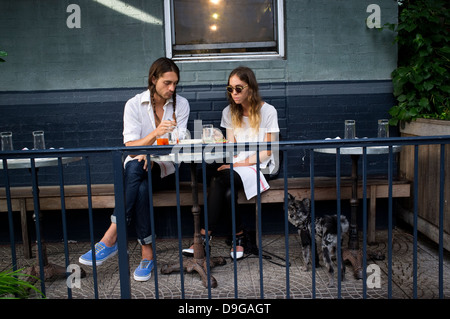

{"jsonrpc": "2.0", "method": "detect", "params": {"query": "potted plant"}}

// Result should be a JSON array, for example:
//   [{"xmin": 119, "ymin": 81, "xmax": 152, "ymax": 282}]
[
  {"xmin": 0, "ymin": 268, "xmax": 44, "ymax": 299},
  {"xmin": 387, "ymin": 0, "xmax": 449, "ymax": 126},
  {"xmin": 385, "ymin": 0, "xmax": 450, "ymax": 250}
]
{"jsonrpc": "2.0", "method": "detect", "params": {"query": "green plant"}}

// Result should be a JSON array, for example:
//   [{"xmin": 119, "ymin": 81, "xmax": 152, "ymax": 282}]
[
  {"xmin": 0, "ymin": 50, "xmax": 6, "ymax": 62},
  {"xmin": 0, "ymin": 268, "xmax": 45, "ymax": 299},
  {"xmin": 386, "ymin": 0, "xmax": 450, "ymax": 125}
]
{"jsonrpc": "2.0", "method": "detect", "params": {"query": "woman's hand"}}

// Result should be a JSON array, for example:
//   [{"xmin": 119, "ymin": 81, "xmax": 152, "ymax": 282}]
[
  {"xmin": 217, "ymin": 164, "xmax": 230, "ymax": 171},
  {"xmin": 217, "ymin": 162, "xmax": 247, "ymax": 171}
]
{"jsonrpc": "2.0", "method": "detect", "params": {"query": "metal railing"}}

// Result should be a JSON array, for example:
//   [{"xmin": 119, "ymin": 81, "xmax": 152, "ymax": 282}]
[{"xmin": 1, "ymin": 135, "xmax": 449, "ymax": 299}]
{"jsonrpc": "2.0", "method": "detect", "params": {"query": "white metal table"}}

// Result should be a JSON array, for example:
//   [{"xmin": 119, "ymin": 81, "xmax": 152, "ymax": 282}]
[
  {"xmin": 0, "ymin": 156, "xmax": 81, "ymax": 170},
  {"xmin": 1, "ymin": 156, "xmax": 82, "ymax": 279}
]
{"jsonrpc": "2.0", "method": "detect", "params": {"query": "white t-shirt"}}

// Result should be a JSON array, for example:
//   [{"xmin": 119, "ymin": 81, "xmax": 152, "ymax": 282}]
[
  {"xmin": 221, "ymin": 102, "xmax": 280, "ymax": 173},
  {"xmin": 122, "ymin": 89, "xmax": 190, "ymax": 177},
  {"xmin": 220, "ymin": 102, "xmax": 280, "ymax": 199}
]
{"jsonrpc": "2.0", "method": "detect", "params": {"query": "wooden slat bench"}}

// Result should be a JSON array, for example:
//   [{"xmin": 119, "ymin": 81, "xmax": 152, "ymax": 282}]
[
  {"xmin": 0, "ymin": 176, "xmax": 410, "ymax": 258},
  {"xmin": 246, "ymin": 177, "xmax": 411, "ymax": 245}
]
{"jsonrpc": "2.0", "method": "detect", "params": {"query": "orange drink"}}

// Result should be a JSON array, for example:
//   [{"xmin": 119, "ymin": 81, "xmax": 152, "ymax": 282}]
[{"xmin": 157, "ymin": 138, "xmax": 169, "ymax": 145}]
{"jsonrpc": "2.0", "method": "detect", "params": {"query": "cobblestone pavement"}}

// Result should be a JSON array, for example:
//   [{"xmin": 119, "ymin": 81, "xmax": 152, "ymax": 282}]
[{"xmin": 1, "ymin": 226, "xmax": 449, "ymax": 299}]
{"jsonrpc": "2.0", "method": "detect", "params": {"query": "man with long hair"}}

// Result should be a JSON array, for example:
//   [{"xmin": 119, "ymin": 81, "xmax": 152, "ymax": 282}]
[{"xmin": 79, "ymin": 58, "xmax": 190, "ymax": 281}]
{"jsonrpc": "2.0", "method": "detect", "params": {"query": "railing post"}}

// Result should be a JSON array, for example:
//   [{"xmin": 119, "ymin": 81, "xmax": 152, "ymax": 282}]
[
  {"xmin": 113, "ymin": 150, "xmax": 131, "ymax": 299},
  {"xmin": 309, "ymin": 149, "xmax": 316, "ymax": 298},
  {"xmin": 282, "ymin": 149, "xmax": 290, "ymax": 299},
  {"xmin": 439, "ymin": 144, "xmax": 445, "ymax": 299},
  {"xmin": 3, "ymin": 159, "xmax": 17, "ymax": 270},
  {"xmin": 85, "ymin": 156, "xmax": 99, "ymax": 298}
]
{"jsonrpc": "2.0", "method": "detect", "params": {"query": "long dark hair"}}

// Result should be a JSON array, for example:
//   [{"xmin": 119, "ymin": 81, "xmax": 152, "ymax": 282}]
[
  {"xmin": 227, "ymin": 66, "xmax": 263, "ymax": 131},
  {"xmin": 148, "ymin": 57, "xmax": 180, "ymax": 125}
]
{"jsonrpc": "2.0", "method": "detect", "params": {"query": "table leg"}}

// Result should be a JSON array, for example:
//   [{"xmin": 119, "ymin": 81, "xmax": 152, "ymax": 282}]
[
  {"xmin": 25, "ymin": 168, "xmax": 86, "ymax": 281},
  {"xmin": 161, "ymin": 162, "xmax": 225, "ymax": 288},
  {"xmin": 342, "ymin": 155, "xmax": 363, "ymax": 279}
]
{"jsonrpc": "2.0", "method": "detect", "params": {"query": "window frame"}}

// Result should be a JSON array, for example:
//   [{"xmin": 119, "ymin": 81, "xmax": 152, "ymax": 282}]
[{"xmin": 164, "ymin": 0, "xmax": 285, "ymax": 61}]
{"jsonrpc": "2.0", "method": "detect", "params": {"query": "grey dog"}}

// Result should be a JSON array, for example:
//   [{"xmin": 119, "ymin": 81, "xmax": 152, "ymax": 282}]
[{"xmin": 287, "ymin": 193, "xmax": 349, "ymax": 287}]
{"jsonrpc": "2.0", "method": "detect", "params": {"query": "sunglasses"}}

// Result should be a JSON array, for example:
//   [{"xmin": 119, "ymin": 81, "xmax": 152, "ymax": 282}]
[{"xmin": 226, "ymin": 85, "xmax": 248, "ymax": 94}]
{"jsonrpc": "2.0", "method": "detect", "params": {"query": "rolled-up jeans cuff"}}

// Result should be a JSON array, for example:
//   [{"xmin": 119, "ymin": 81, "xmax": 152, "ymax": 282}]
[{"xmin": 137, "ymin": 236, "xmax": 153, "ymax": 246}]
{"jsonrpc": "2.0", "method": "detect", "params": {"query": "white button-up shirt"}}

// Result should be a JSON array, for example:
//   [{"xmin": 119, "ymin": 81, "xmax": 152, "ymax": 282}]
[{"xmin": 122, "ymin": 89, "xmax": 190, "ymax": 177}]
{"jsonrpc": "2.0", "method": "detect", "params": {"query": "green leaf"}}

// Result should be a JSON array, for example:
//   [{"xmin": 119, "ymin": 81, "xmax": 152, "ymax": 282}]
[
  {"xmin": 404, "ymin": 23, "xmax": 417, "ymax": 32},
  {"xmin": 432, "ymin": 64, "xmax": 446, "ymax": 75},
  {"xmin": 389, "ymin": 106, "xmax": 401, "ymax": 117},
  {"xmin": 406, "ymin": 91, "xmax": 416, "ymax": 101},
  {"xmin": 408, "ymin": 107, "xmax": 419, "ymax": 117},
  {"xmin": 389, "ymin": 118, "xmax": 399, "ymax": 126},
  {"xmin": 423, "ymin": 82, "xmax": 434, "ymax": 91},
  {"xmin": 419, "ymin": 97, "xmax": 429, "ymax": 108},
  {"xmin": 419, "ymin": 48, "xmax": 430, "ymax": 57},
  {"xmin": 440, "ymin": 85, "xmax": 450, "ymax": 93},
  {"xmin": 410, "ymin": 72, "xmax": 423, "ymax": 84},
  {"xmin": 397, "ymin": 94, "xmax": 407, "ymax": 102}
]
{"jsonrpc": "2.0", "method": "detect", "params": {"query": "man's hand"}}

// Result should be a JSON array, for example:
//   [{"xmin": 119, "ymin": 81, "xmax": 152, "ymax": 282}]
[
  {"xmin": 135, "ymin": 154, "xmax": 153, "ymax": 171},
  {"xmin": 156, "ymin": 120, "xmax": 177, "ymax": 138}
]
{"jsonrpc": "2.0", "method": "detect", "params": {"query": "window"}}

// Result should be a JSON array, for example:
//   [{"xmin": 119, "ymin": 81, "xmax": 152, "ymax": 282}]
[{"xmin": 164, "ymin": 0, "xmax": 285, "ymax": 61}]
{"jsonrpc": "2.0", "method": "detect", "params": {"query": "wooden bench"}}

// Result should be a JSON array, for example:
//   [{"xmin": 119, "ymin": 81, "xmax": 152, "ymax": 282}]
[
  {"xmin": 246, "ymin": 177, "xmax": 411, "ymax": 244},
  {"xmin": 0, "ymin": 177, "xmax": 410, "ymax": 258}
]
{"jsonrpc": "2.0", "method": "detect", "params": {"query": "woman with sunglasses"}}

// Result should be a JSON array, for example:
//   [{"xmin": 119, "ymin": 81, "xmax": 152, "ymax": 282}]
[{"xmin": 183, "ymin": 66, "xmax": 279, "ymax": 260}]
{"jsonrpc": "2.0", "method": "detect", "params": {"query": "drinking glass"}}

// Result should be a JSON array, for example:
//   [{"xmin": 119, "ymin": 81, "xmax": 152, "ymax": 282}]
[
  {"xmin": 202, "ymin": 124, "xmax": 214, "ymax": 143},
  {"xmin": 157, "ymin": 134, "xmax": 169, "ymax": 145},
  {"xmin": 212, "ymin": 128, "xmax": 225, "ymax": 143},
  {"xmin": 377, "ymin": 119, "xmax": 389, "ymax": 138},
  {"xmin": 1, "ymin": 132, "xmax": 13, "ymax": 151},
  {"xmin": 344, "ymin": 120, "xmax": 356, "ymax": 139},
  {"xmin": 168, "ymin": 128, "xmax": 179, "ymax": 145},
  {"xmin": 33, "ymin": 130, "xmax": 46, "ymax": 149},
  {"xmin": 177, "ymin": 128, "xmax": 191, "ymax": 142}
]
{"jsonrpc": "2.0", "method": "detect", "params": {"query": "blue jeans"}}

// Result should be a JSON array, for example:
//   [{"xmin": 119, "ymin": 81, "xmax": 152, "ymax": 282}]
[{"xmin": 111, "ymin": 159, "xmax": 175, "ymax": 245}]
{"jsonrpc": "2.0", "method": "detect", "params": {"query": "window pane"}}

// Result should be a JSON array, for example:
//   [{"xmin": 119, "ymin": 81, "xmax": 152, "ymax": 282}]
[
  {"xmin": 170, "ymin": 0, "xmax": 280, "ymax": 58},
  {"xmin": 174, "ymin": 0, "xmax": 274, "ymax": 45}
]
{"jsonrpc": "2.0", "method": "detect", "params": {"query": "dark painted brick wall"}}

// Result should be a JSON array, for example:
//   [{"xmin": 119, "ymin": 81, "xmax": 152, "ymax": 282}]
[{"xmin": 0, "ymin": 80, "xmax": 396, "ymax": 187}]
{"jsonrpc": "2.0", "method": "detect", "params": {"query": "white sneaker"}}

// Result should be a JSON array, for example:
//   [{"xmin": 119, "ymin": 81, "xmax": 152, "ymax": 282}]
[
  {"xmin": 230, "ymin": 235, "xmax": 245, "ymax": 260},
  {"xmin": 182, "ymin": 235, "xmax": 211, "ymax": 257},
  {"xmin": 182, "ymin": 245, "xmax": 194, "ymax": 257}
]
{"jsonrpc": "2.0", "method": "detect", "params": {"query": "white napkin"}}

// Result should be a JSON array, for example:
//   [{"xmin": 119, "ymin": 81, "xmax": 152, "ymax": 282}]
[
  {"xmin": 233, "ymin": 165, "xmax": 270, "ymax": 200},
  {"xmin": 154, "ymin": 161, "xmax": 175, "ymax": 178}
]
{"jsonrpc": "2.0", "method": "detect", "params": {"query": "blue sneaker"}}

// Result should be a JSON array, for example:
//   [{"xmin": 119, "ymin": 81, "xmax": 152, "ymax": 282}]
[
  {"xmin": 79, "ymin": 242, "xmax": 118, "ymax": 266},
  {"xmin": 133, "ymin": 259, "xmax": 154, "ymax": 282}
]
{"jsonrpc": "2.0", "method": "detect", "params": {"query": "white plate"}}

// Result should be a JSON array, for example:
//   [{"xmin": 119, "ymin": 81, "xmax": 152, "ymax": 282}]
[{"xmin": 179, "ymin": 139, "xmax": 203, "ymax": 144}]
